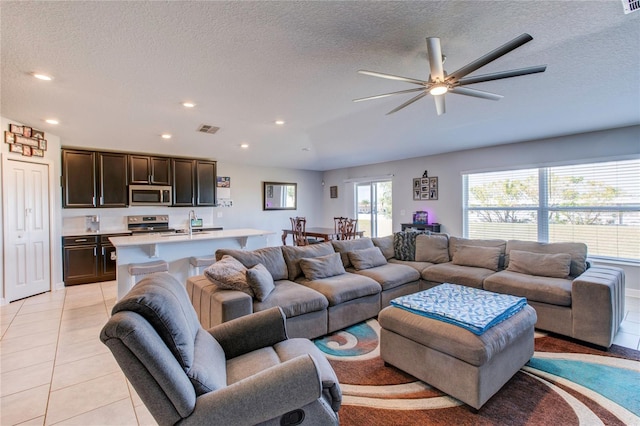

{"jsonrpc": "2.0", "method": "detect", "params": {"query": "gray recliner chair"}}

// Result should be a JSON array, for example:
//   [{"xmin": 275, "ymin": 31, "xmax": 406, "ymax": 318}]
[{"xmin": 100, "ymin": 272, "xmax": 341, "ymax": 425}]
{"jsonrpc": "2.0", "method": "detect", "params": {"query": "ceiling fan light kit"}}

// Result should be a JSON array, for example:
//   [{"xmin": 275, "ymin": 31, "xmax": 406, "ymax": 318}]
[{"xmin": 355, "ymin": 33, "xmax": 546, "ymax": 116}]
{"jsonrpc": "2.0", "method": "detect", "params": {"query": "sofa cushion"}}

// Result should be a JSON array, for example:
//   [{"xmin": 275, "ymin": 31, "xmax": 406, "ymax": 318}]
[
  {"xmin": 415, "ymin": 234, "xmax": 450, "ymax": 263},
  {"xmin": 394, "ymin": 231, "xmax": 429, "ymax": 261},
  {"xmin": 372, "ymin": 235, "xmax": 395, "ymax": 260},
  {"xmin": 507, "ymin": 250, "xmax": 571, "ymax": 279},
  {"xmin": 299, "ymin": 252, "xmax": 346, "ymax": 280},
  {"xmin": 421, "ymin": 262, "xmax": 496, "ymax": 289},
  {"xmin": 204, "ymin": 255, "xmax": 254, "ymax": 297},
  {"xmin": 216, "ymin": 246, "xmax": 288, "ymax": 281},
  {"xmin": 352, "ymin": 263, "xmax": 420, "ymax": 291},
  {"xmin": 112, "ymin": 273, "xmax": 227, "ymax": 395},
  {"xmin": 282, "ymin": 242, "xmax": 336, "ymax": 281},
  {"xmin": 253, "ymin": 280, "xmax": 328, "ymax": 317},
  {"xmin": 389, "ymin": 258, "xmax": 435, "ymax": 273},
  {"xmin": 448, "ymin": 236, "xmax": 506, "ymax": 266},
  {"xmin": 505, "ymin": 240, "xmax": 588, "ymax": 277},
  {"xmin": 297, "ymin": 273, "xmax": 381, "ymax": 306},
  {"xmin": 348, "ymin": 247, "xmax": 387, "ymax": 270},
  {"xmin": 246, "ymin": 263, "xmax": 275, "ymax": 301},
  {"xmin": 484, "ymin": 270, "xmax": 572, "ymax": 306},
  {"xmin": 452, "ymin": 245, "xmax": 502, "ymax": 272},
  {"xmin": 332, "ymin": 238, "xmax": 375, "ymax": 267}
]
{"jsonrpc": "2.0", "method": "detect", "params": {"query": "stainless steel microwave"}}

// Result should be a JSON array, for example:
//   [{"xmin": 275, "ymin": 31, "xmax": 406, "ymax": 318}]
[{"xmin": 129, "ymin": 185, "xmax": 172, "ymax": 206}]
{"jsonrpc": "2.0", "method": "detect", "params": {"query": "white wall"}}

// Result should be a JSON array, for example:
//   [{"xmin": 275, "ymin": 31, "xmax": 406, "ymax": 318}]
[{"xmin": 321, "ymin": 125, "xmax": 640, "ymax": 292}]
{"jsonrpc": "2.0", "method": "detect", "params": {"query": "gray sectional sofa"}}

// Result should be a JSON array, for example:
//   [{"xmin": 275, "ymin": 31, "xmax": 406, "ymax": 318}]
[{"xmin": 186, "ymin": 232, "xmax": 625, "ymax": 348}]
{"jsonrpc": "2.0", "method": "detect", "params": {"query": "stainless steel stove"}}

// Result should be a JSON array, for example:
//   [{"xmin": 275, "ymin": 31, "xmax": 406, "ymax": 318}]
[{"xmin": 127, "ymin": 215, "xmax": 175, "ymax": 234}]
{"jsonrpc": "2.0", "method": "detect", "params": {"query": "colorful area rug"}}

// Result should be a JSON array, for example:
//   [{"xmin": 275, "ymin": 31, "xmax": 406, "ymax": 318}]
[{"xmin": 314, "ymin": 320, "xmax": 640, "ymax": 425}]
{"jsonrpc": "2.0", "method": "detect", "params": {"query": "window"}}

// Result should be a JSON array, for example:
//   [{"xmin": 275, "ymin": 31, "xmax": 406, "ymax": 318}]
[
  {"xmin": 463, "ymin": 159, "xmax": 640, "ymax": 262},
  {"xmin": 355, "ymin": 180, "xmax": 392, "ymax": 237}
]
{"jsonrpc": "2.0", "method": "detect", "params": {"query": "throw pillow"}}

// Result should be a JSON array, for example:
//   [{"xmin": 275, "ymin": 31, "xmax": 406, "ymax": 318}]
[
  {"xmin": 204, "ymin": 255, "xmax": 253, "ymax": 297},
  {"xmin": 246, "ymin": 263, "xmax": 275, "ymax": 301},
  {"xmin": 299, "ymin": 252, "xmax": 346, "ymax": 280},
  {"xmin": 372, "ymin": 235, "xmax": 395, "ymax": 259},
  {"xmin": 393, "ymin": 231, "xmax": 429, "ymax": 261},
  {"xmin": 347, "ymin": 247, "xmax": 388, "ymax": 270},
  {"xmin": 415, "ymin": 234, "xmax": 450, "ymax": 263},
  {"xmin": 452, "ymin": 245, "xmax": 502, "ymax": 271},
  {"xmin": 507, "ymin": 250, "xmax": 572, "ymax": 278}
]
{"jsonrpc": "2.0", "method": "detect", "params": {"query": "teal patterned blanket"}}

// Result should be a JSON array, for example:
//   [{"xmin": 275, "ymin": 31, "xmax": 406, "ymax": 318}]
[{"xmin": 390, "ymin": 283, "xmax": 527, "ymax": 335}]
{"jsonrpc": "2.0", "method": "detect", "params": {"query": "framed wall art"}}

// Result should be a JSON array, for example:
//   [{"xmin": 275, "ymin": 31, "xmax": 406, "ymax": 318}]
[
  {"xmin": 330, "ymin": 186, "xmax": 338, "ymax": 198},
  {"xmin": 412, "ymin": 171, "xmax": 438, "ymax": 200}
]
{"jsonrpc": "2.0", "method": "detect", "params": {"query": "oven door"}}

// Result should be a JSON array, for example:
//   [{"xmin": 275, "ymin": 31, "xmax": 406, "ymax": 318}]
[{"xmin": 129, "ymin": 185, "xmax": 172, "ymax": 206}]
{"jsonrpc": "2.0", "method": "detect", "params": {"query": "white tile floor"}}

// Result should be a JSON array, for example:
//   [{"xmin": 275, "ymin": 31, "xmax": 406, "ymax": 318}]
[{"xmin": 1, "ymin": 281, "xmax": 639, "ymax": 425}]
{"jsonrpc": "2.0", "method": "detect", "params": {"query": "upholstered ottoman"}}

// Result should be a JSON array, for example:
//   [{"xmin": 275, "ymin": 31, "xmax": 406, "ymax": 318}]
[{"xmin": 378, "ymin": 287, "xmax": 537, "ymax": 410}]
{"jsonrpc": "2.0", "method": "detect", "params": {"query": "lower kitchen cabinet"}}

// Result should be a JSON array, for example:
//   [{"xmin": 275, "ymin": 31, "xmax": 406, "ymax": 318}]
[{"xmin": 62, "ymin": 234, "xmax": 127, "ymax": 285}]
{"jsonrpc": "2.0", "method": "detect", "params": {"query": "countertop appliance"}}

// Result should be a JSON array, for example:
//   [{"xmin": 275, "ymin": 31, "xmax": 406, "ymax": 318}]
[
  {"xmin": 129, "ymin": 185, "xmax": 172, "ymax": 206},
  {"xmin": 127, "ymin": 215, "xmax": 175, "ymax": 234}
]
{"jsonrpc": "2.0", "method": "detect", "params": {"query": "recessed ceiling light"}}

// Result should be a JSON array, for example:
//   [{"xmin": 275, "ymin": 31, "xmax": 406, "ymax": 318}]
[
  {"xmin": 182, "ymin": 102, "xmax": 196, "ymax": 108},
  {"xmin": 240, "ymin": 143, "xmax": 249, "ymax": 149},
  {"xmin": 33, "ymin": 73, "xmax": 53, "ymax": 81},
  {"xmin": 161, "ymin": 133, "xmax": 172, "ymax": 139},
  {"xmin": 275, "ymin": 120, "xmax": 285, "ymax": 125},
  {"xmin": 45, "ymin": 119, "xmax": 59, "ymax": 125}
]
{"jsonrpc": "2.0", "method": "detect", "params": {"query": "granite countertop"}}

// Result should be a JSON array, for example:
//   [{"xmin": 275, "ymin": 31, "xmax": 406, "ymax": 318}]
[{"xmin": 108, "ymin": 228, "xmax": 274, "ymax": 247}]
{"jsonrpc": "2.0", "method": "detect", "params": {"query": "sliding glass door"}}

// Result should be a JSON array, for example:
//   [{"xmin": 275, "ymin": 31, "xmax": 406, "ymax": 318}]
[{"xmin": 355, "ymin": 180, "xmax": 392, "ymax": 237}]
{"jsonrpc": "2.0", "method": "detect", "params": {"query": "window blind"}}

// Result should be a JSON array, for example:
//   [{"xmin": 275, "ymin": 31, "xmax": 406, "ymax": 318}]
[{"xmin": 464, "ymin": 159, "xmax": 640, "ymax": 262}]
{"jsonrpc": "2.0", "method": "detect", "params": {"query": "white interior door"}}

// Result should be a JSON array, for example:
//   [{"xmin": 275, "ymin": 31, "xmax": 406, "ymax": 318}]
[{"xmin": 3, "ymin": 159, "xmax": 51, "ymax": 302}]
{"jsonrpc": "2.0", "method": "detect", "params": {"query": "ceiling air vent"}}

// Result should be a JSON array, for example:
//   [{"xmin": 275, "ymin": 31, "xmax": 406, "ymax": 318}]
[
  {"xmin": 197, "ymin": 124, "xmax": 220, "ymax": 134},
  {"xmin": 622, "ymin": 0, "xmax": 639, "ymax": 13}
]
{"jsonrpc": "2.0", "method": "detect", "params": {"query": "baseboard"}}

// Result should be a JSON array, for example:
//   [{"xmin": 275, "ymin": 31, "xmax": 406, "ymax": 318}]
[
  {"xmin": 54, "ymin": 281, "xmax": 65, "ymax": 291},
  {"xmin": 0, "ymin": 297, "xmax": 6, "ymax": 306},
  {"xmin": 626, "ymin": 288, "xmax": 640, "ymax": 299}
]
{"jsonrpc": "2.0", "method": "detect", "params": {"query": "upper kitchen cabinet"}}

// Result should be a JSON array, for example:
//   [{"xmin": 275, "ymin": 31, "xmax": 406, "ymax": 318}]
[
  {"xmin": 171, "ymin": 159, "xmax": 217, "ymax": 206},
  {"xmin": 97, "ymin": 152, "xmax": 128, "ymax": 207},
  {"xmin": 196, "ymin": 160, "xmax": 216, "ymax": 206},
  {"xmin": 62, "ymin": 149, "xmax": 97, "ymax": 207},
  {"xmin": 172, "ymin": 158, "xmax": 195, "ymax": 206},
  {"xmin": 62, "ymin": 149, "xmax": 128, "ymax": 208},
  {"xmin": 129, "ymin": 155, "xmax": 171, "ymax": 185}
]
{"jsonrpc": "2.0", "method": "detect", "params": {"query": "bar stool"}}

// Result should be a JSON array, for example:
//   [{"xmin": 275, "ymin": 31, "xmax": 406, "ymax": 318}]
[
  {"xmin": 128, "ymin": 260, "xmax": 169, "ymax": 287},
  {"xmin": 189, "ymin": 255, "xmax": 216, "ymax": 276}
]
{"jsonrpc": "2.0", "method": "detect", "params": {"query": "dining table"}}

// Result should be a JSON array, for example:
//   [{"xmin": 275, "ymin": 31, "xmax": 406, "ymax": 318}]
[{"xmin": 281, "ymin": 227, "xmax": 364, "ymax": 245}]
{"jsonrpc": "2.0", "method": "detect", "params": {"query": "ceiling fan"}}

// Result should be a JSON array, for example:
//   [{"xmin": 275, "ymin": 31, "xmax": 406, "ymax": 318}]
[{"xmin": 354, "ymin": 33, "xmax": 546, "ymax": 116}]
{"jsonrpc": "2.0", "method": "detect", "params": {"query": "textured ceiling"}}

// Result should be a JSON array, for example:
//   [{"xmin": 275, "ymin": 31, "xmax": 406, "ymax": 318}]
[{"xmin": 1, "ymin": 1, "xmax": 639, "ymax": 171}]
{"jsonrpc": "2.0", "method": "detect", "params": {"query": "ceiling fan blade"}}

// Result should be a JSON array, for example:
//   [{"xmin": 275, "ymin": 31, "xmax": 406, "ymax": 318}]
[
  {"xmin": 353, "ymin": 87, "xmax": 426, "ymax": 103},
  {"xmin": 426, "ymin": 37, "xmax": 445, "ymax": 82},
  {"xmin": 445, "ymin": 33, "xmax": 534, "ymax": 84},
  {"xmin": 456, "ymin": 65, "xmax": 547, "ymax": 86},
  {"xmin": 358, "ymin": 70, "xmax": 426, "ymax": 86},
  {"xmin": 434, "ymin": 95, "xmax": 446, "ymax": 115},
  {"xmin": 449, "ymin": 87, "xmax": 503, "ymax": 100},
  {"xmin": 386, "ymin": 92, "xmax": 428, "ymax": 115}
]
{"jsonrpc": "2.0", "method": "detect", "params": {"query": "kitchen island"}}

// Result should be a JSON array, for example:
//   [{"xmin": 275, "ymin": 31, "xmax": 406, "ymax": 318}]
[{"xmin": 110, "ymin": 228, "xmax": 274, "ymax": 299}]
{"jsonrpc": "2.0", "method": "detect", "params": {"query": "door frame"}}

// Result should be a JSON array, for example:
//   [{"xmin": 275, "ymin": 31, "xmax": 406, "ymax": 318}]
[{"xmin": 1, "ymin": 154, "xmax": 57, "ymax": 305}]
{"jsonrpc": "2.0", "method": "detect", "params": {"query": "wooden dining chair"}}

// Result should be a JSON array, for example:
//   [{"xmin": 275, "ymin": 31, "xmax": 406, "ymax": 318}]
[
  {"xmin": 336, "ymin": 218, "xmax": 358, "ymax": 240},
  {"xmin": 333, "ymin": 217, "xmax": 347, "ymax": 234},
  {"xmin": 290, "ymin": 217, "xmax": 320, "ymax": 246}
]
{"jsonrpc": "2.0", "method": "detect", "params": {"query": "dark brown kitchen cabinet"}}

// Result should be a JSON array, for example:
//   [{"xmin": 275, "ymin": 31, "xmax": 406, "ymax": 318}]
[
  {"xmin": 62, "ymin": 150, "xmax": 97, "ymax": 207},
  {"xmin": 129, "ymin": 155, "xmax": 171, "ymax": 185},
  {"xmin": 62, "ymin": 236, "xmax": 99, "ymax": 286},
  {"xmin": 97, "ymin": 152, "xmax": 128, "ymax": 207},
  {"xmin": 62, "ymin": 234, "xmax": 126, "ymax": 285},
  {"xmin": 196, "ymin": 160, "xmax": 217, "ymax": 206},
  {"xmin": 62, "ymin": 149, "xmax": 128, "ymax": 208},
  {"xmin": 172, "ymin": 158, "xmax": 196, "ymax": 206},
  {"xmin": 171, "ymin": 159, "xmax": 217, "ymax": 206}
]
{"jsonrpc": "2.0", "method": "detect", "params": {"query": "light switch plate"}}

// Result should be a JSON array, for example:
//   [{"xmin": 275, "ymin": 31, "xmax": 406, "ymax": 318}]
[{"xmin": 217, "ymin": 212, "xmax": 223, "ymax": 218}]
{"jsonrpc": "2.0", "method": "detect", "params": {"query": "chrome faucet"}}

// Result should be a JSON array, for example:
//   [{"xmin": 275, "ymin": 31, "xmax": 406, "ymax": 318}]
[{"xmin": 188, "ymin": 210, "xmax": 197, "ymax": 236}]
